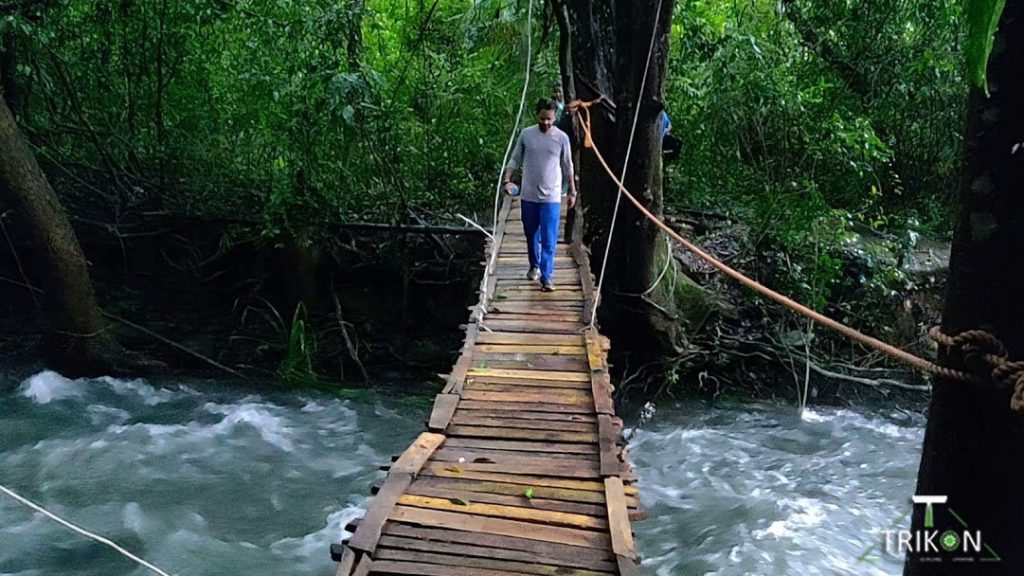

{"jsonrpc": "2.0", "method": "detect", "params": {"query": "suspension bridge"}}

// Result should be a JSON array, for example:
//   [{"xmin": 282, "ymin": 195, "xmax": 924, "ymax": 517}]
[{"xmin": 330, "ymin": 194, "xmax": 644, "ymax": 575}]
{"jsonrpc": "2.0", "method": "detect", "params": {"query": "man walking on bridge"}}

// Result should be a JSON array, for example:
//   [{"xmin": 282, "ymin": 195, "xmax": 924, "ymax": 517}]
[{"xmin": 503, "ymin": 99, "xmax": 577, "ymax": 291}]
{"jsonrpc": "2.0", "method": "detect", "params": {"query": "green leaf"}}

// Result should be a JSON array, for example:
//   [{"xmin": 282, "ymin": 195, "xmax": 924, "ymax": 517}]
[
  {"xmin": 449, "ymin": 498, "xmax": 470, "ymax": 506},
  {"xmin": 523, "ymin": 487, "xmax": 534, "ymax": 500},
  {"xmin": 965, "ymin": 0, "xmax": 1007, "ymax": 93}
]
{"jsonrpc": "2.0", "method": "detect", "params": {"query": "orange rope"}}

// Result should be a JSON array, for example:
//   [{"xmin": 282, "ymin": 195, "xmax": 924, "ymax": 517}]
[{"xmin": 570, "ymin": 101, "xmax": 973, "ymax": 384}]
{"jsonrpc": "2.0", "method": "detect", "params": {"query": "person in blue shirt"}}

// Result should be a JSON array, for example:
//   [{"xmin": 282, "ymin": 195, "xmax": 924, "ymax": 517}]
[{"xmin": 660, "ymin": 108, "xmax": 681, "ymax": 160}]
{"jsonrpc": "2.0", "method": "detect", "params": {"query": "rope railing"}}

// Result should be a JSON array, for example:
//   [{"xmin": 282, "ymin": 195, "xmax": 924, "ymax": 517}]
[
  {"xmin": 570, "ymin": 101, "xmax": 1024, "ymax": 411},
  {"xmin": 0, "ymin": 484, "xmax": 175, "ymax": 576}
]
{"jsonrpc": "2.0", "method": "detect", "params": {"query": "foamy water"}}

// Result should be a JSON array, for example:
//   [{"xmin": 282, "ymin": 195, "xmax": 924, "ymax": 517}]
[
  {"xmin": 628, "ymin": 401, "xmax": 924, "ymax": 575},
  {"xmin": 1, "ymin": 372, "xmax": 924, "ymax": 575},
  {"xmin": 1, "ymin": 371, "xmax": 422, "ymax": 576}
]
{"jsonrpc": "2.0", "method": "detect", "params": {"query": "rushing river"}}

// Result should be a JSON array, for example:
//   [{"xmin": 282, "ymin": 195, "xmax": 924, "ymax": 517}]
[{"xmin": 0, "ymin": 371, "xmax": 923, "ymax": 575}]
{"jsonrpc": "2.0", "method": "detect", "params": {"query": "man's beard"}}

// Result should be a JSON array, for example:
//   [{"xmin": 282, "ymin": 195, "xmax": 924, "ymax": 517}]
[{"xmin": 539, "ymin": 124, "xmax": 551, "ymax": 132}]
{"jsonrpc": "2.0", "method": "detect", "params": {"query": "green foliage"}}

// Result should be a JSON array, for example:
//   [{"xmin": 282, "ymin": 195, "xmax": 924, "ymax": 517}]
[
  {"xmin": 665, "ymin": 0, "xmax": 966, "ymax": 309},
  {"xmin": 5, "ymin": 0, "xmax": 541, "ymax": 243},
  {"xmin": 965, "ymin": 0, "xmax": 1006, "ymax": 91},
  {"xmin": 279, "ymin": 303, "xmax": 319, "ymax": 387}
]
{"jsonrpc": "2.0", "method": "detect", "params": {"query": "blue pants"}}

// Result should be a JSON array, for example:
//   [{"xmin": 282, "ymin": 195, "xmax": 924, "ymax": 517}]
[{"xmin": 520, "ymin": 200, "xmax": 561, "ymax": 282}]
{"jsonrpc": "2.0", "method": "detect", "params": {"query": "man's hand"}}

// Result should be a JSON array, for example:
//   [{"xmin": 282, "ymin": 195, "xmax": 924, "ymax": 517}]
[
  {"xmin": 567, "ymin": 192, "xmax": 578, "ymax": 209},
  {"xmin": 503, "ymin": 181, "xmax": 517, "ymax": 194}
]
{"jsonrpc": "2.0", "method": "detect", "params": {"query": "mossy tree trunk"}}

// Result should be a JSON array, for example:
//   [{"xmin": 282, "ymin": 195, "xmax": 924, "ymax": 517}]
[
  {"xmin": 560, "ymin": 0, "xmax": 683, "ymax": 357},
  {"xmin": 906, "ymin": 3, "xmax": 1024, "ymax": 573},
  {"xmin": 0, "ymin": 96, "xmax": 121, "ymax": 375}
]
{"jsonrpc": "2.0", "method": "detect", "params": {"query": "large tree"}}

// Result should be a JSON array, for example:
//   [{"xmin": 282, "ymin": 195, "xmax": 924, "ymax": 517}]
[
  {"xmin": 906, "ymin": 2, "xmax": 1024, "ymax": 573},
  {"xmin": 0, "ymin": 95, "xmax": 121, "ymax": 375},
  {"xmin": 558, "ymin": 0, "xmax": 685, "ymax": 355}
]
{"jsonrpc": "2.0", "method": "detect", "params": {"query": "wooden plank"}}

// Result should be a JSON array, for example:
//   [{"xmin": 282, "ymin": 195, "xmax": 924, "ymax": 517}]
[
  {"xmin": 584, "ymin": 328, "xmax": 607, "ymax": 373},
  {"xmin": 377, "ymin": 534, "xmax": 617, "ymax": 572},
  {"xmin": 450, "ymin": 414, "xmax": 596, "ymax": 432},
  {"xmin": 392, "ymin": 432, "xmax": 446, "ymax": 475},
  {"xmin": 457, "ymin": 400, "xmax": 594, "ymax": 414},
  {"xmin": 368, "ymin": 559, "xmax": 521, "ymax": 576},
  {"xmin": 476, "ymin": 332, "xmax": 584, "ymax": 346},
  {"xmin": 382, "ymin": 523, "xmax": 615, "ymax": 566},
  {"xmin": 373, "ymin": 549, "xmax": 610, "ymax": 576},
  {"xmin": 445, "ymin": 410, "xmax": 597, "ymax": 423},
  {"xmin": 466, "ymin": 379, "xmax": 593, "ymax": 391},
  {"xmin": 407, "ymin": 476, "xmax": 611, "ymax": 505},
  {"xmin": 597, "ymin": 415, "xmax": 619, "ymax": 477},
  {"xmin": 347, "ymin": 433, "xmax": 444, "ymax": 554},
  {"xmin": 395, "ymin": 495, "xmax": 607, "ymax": 530},
  {"xmin": 486, "ymin": 312, "xmax": 582, "ymax": 322},
  {"xmin": 442, "ymin": 436, "xmax": 599, "ymax": 454},
  {"xmin": 471, "ymin": 356, "xmax": 590, "ymax": 372},
  {"xmin": 390, "ymin": 506, "xmax": 611, "ymax": 550},
  {"xmin": 493, "ymin": 293, "xmax": 585, "ymax": 302},
  {"xmin": 604, "ymin": 477, "xmax": 637, "ymax": 560},
  {"xmin": 590, "ymin": 373, "xmax": 615, "ymax": 415},
  {"xmin": 432, "ymin": 447, "xmax": 598, "ymax": 464},
  {"xmin": 347, "ymin": 474, "xmax": 412, "ymax": 554},
  {"xmin": 461, "ymin": 390, "xmax": 591, "ymax": 406},
  {"xmin": 445, "ymin": 425, "xmax": 597, "ymax": 443},
  {"xmin": 335, "ymin": 547, "xmax": 355, "ymax": 576},
  {"xmin": 485, "ymin": 317, "xmax": 589, "ymax": 332},
  {"xmin": 443, "ymin": 323, "xmax": 480, "ymax": 394},
  {"xmin": 402, "ymin": 483, "xmax": 607, "ymax": 517},
  {"xmin": 427, "ymin": 394, "xmax": 459, "ymax": 432},
  {"xmin": 474, "ymin": 344, "xmax": 587, "ymax": 355},
  {"xmin": 352, "ymin": 555, "xmax": 371, "ymax": 576},
  {"xmin": 420, "ymin": 463, "xmax": 610, "ymax": 492},
  {"xmin": 489, "ymin": 304, "xmax": 583, "ymax": 316},
  {"xmin": 416, "ymin": 456, "xmax": 601, "ymax": 480},
  {"xmin": 466, "ymin": 375, "xmax": 591, "ymax": 390},
  {"xmin": 467, "ymin": 368, "xmax": 590, "ymax": 382}
]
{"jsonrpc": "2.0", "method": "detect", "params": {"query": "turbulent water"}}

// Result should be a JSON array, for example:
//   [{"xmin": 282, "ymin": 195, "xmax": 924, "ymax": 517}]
[{"xmin": 0, "ymin": 372, "xmax": 924, "ymax": 575}]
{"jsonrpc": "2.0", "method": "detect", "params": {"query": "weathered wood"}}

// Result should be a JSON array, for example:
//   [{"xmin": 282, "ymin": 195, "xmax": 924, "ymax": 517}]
[
  {"xmin": 427, "ymin": 394, "xmax": 459, "ymax": 431},
  {"xmin": 390, "ymin": 506, "xmax": 611, "ymax": 550},
  {"xmin": 450, "ymin": 414, "xmax": 596, "ymax": 432},
  {"xmin": 408, "ymin": 476, "xmax": 612, "ymax": 505},
  {"xmin": 395, "ymin": 494, "xmax": 607, "ymax": 530},
  {"xmin": 604, "ymin": 477, "xmax": 637, "ymax": 560},
  {"xmin": 468, "ymin": 367, "xmax": 590, "ymax": 382},
  {"xmin": 334, "ymin": 546, "xmax": 355, "ymax": 576},
  {"xmin": 446, "ymin": 410, "xmax": 597, "ymax": 423},
  {"xmin": 461, "ymin": 390, "xmax": 592, "ymax": 406},
  {"xmin": 590, "ymin": 373, "xmax": 615, "ymax": 415},
  {"xmin": 377, "ymin": 534, "xmax": 617, "ymax": 572},
  {"xmin": 456, "ymin": 400, "xmax": 593, "ymax": 415},
  {"xmin": 471, "ymin": 356, "xmax": 590, "ymax": 372},
  {"xmin": 347, "ymin": 432, "xmax": 444, "ymax": 554},
  {"xmin": 474, "ymin": 344, "xmax": 588, "ymax": 355},
  {"xmin": 466, "ymin": 375, "xmax": 592, "ymax": 390},
  {"xmin": 476, "ymin": 332, "xmax": 585, "ymax": 346},
  {"xmin": 373, "ymin": 548, "xmax": 610, "ymax": 576},
  {"xmin": 446, "ymin": 425, "xmax": 598, "ymax": 444},
  {"xmin": 402, "ymin": 483, "xmax": 607, "ymax": 517},
  {"xmin": 442, "ymin": 436, "xmax": 600, "ymax": 454},
  {"xmin": 597, "ymin": 415, "xmax": 620, "ymax": 477},
  {"xmin": 392, "ymin": 432, "xmax": 446, "ymax": 475}
]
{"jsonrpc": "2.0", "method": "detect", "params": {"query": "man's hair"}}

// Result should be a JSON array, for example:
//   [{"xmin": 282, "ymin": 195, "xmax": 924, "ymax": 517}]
[{"xmin": 535, "ymin": 98, "xmax": 558, "ymax": 113}]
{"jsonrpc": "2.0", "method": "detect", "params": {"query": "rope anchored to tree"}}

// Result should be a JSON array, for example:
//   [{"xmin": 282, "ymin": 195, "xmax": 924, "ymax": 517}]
[
  {"xmin": 571, "ymin": 99, "xmax": 1024, "ymax": 413},
  {"xmin": 929, "ymin": 327, "xmax": 1024, "ymax": 411}
]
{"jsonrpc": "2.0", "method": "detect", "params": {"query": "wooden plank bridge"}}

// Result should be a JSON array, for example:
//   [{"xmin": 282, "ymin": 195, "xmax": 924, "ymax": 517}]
[{"xmin": 332, "ymin": 196, "xmax": 643, "ymax": 575}]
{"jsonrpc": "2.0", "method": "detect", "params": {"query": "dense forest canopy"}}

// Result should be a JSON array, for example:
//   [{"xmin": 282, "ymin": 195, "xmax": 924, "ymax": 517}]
[{"xmin": 1, "ymin": 0, "xmax": 975, "ymax": 381}]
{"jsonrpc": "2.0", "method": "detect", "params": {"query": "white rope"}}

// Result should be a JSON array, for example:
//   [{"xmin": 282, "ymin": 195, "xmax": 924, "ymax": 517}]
[
  {"xmin": 475, "ymin": 0, "xmax": 534, "ymax": 323},
  {"xmin": 589, "ymin": 0, "xmax": 666, "ymax": 328},
  {"xmin": 612, "ymin": 234, "xmax": 673, "ymax": 297},
  {"xmin": 0, "ymin": 483, "xmax": 175, "ymax": 576},
  {"xmin": 455, "ymin": 213, "xmax": 495, "ymax": 241}
]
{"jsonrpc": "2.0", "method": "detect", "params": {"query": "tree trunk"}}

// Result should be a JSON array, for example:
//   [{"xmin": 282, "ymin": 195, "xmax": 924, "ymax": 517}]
[
  {"xmin": 562, "ymin": 0, "xmax": 680, "ymax": 355},
  {"xmin": 906, "ymin": 3, "xmax": 1024, "ymax": 574},
  {"xmin": 0, "ymin": 96, "xmax": 121, "ymax": 375}
]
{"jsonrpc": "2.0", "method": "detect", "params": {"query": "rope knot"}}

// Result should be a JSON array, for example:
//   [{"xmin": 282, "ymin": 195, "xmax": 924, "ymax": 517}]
[{"xmin": 931, "ymin": 326, "xmax": 1024, "ymax": 412}]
